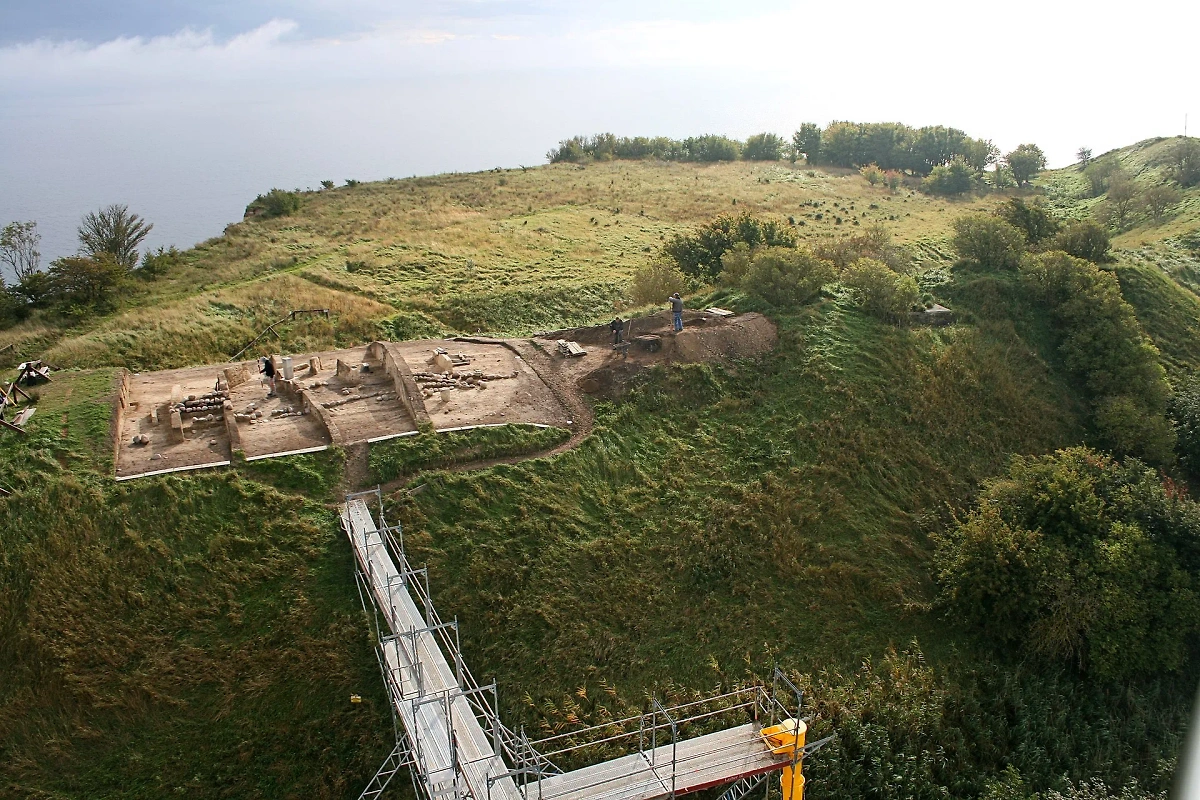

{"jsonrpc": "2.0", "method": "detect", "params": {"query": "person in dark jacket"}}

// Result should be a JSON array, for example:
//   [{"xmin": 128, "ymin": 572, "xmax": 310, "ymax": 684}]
[
  {"xmin": 262, "ymin": 357, "xmax": 277, "ymax": 397},
  {"xmin": 669, "ymin": 293, "xmax": 684, "ymax": 332},
  {"xmin": 610, "ymin": 317, "xmax": 625, "ymax": 345}
]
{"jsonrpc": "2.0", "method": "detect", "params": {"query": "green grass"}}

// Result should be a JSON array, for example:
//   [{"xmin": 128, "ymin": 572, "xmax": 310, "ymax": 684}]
[{"xmin": 369, "ymin": 424, "xmax": 571, "ymax": 484}]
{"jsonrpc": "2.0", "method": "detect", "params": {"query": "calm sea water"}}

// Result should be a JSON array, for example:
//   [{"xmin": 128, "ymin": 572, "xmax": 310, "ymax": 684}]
[{"xmin": 0, "ymin": 69, "xmax": 788, "ymax": 278}]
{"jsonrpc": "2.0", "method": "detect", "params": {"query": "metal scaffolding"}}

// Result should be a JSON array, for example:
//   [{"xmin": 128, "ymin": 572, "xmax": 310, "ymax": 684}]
[{"xmin": 342, "ymin": 490, "xmax": 828, "ymax": 800}]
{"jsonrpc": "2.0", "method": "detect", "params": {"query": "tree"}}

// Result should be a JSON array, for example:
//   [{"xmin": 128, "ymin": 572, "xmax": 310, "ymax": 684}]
[
  {"xmin": 743, "ymin": 133, "xmax": 785, "ymax": 161},
  {"xmin": 0, "ymin": 221, "xmax": 41, "ymax": 283},
  {"xmin": 996, "ymin": 197, "xmax": 1060, "ymax": 245},
  {"xmin": 1053, "ymin": 220, "xmax": 1111, "ymax": 263},
  {"xmin": 47, "ymin": 254, "xmax": 128, "ymax": 306},
  {"xmin": 1167, "ymin": 137, "xmax": 1200, "ymax": 187},
  {"xmin": 792, "ymin": 123, "xmax": 821, "ymax": 164},
  {"xmin": 1005, "ymin": 143, "xmax": 1047, "ymax": 186},
  {"xmin": 78, "ymin": 204, "xmax": 153, "ymax": 269},
  {"xmin": 842, "ymin": 258, "xmax": 919, "ymax": 321},
  {"xmin": 662, "ymin": 212, "xmax": 797, "ymax": 281},
  {"xmin": 935, "ymin": 447, "xmax": 1200, "ymax": 680},
  {"xmin": 1083, "ymin": 157, "xmax": 1119, "ymax": 197},
  {"xmin": 1170, "ymin": 375, "xmax": 1200, "ymax": 478},
  {"xmin": 320, "ymin": 180, "xmax": 335, "ymax": 190},
  {"xmin": 1142, "ymin": 184, "xmax": 1182, "ymax": 222},
  {"xmin": 1102, "ymin": 174, "xmax": 1140, "ymax": 229},
  {"xmin": 951, "ymin": 214, "xmax": 1025, "ymax": 270},
  {"xmin": 1076, "ymin": 147, "xmax": 1092, "ymax": 170}
]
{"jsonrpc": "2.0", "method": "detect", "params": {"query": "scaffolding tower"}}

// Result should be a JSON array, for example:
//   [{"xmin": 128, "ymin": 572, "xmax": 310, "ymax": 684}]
[{"xmin": 342, "ymin": 490, "xmax": 829, "ymax": 800}]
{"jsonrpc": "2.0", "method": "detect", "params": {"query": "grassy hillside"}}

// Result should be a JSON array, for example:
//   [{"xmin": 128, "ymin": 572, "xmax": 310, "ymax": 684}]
[
  {"xmin": 4, "ymin": 145, "xmax": 1200, "ymax": 798},
  {"xmin": 2, "ymin": 161, "xmax": 996, "ymax": 371}
]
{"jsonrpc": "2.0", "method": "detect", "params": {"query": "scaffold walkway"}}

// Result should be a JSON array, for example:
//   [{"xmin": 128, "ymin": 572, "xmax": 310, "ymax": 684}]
[{"xmin": 342, "ymin": 491, "xmax": 827, "ymax": 800}]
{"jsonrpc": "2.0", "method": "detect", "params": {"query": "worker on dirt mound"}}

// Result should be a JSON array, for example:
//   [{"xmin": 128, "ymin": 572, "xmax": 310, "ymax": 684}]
[
  {"xmin": 669, "ymin": 293, "xmax": 684, "ymax": 333},
  {"xmin": 610, "ymin": 316, "xmax": 625, "ymax": 345}
]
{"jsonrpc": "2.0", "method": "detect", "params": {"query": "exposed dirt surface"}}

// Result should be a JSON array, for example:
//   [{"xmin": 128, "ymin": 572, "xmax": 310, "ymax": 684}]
[{"xmin": 113, "ymin": 312, "xmax": 773, "ymax": 480}]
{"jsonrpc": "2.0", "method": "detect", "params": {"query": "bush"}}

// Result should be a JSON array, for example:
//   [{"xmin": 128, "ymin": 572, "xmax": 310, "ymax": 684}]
[
  {"xmin": 935, "ymin": 447, "xmax": 1200, "ymax": 680},
  {"xmin": 1170, "ymin": 376, "xmax": 1200, "ymax": 478},
  {"xmin": 1020, "ymin": 251, "xmax": 1172, "ymax": 462},
  {"xmin": 1053, "ymin": 220, "xmax": 1112, "ymax": 263},
  {"xmin": 743, "ymin": 133, "xmax": 785, "ymax": 161},
  {"xmin": 996, "ymin": 197, "xmax": 1060, "ymax": 245},
  {"xmin": 841, "ymin": 258, "xmax": 919, "ymax": 321},
  {"xmin": 630, "ymin": 257, "xmax": 687, "ymax": 305},
  {"xmin": 952, "ymin": 214, "xmax": 1025, "ymax": 270},
  {"xmin": 921, "ymin": 158, "xmax": 976, "ymax": 195},
  {"xmin": 859, "ymin": 163, "xmax": 885, "ymax": 186},
  {"xmin": 138, "ymin": 245, "xmax": 180, "ymax": 279},
  {"xmin": 248, "ymin": 188, "xmax": 302, "ymax": 219},
  {"xmin": 813, "ymin": 224, "xmax": 910, "ymax": 272},
  {"xmin": 663, "ymin": 211, "xmax": 797, "ymax": 281},
  {"xmin": 739, "ymin": 246, "xmax": 835, "ymax": 306},
  {"xmin": 46, "ymin": 254, "xmax": 128, "ymax": 307}
]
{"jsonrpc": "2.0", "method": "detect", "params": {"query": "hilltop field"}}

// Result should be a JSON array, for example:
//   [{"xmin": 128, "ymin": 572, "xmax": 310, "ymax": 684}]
[{"xmin": 3, "ymin": 136, "xmax": 1200, "ymax": 799}]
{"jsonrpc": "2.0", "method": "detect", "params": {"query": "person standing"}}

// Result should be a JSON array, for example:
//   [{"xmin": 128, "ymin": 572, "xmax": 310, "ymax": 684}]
[
  {"xmin": 669, "ymin": 293, "xmax": 684, "ymax": 333},
  {"xmin": 262, "ymin": 356, "xmax": 277, "ymax": 397}
]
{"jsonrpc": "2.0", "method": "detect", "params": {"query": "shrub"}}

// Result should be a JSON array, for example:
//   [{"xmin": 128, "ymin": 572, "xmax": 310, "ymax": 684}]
[
  {"xmin": 1053, "ymin": 220, "xmax": 1112, "ymax": 263},
  {"xmin": 630, "ymin": 257, "xmax": 687, "ymax": 305},
  {"xmin": 1083, "ymin": 158, "xmax": 1120, "ymax": 197},
  {"xmin": 935, "ymin": 447, "xmax": 1200, "ymax": 680},
  {"xmin": 320, "ymin": 180, "xmax": 335, "ymax": 190},
  {"xmin": 859, "ymin": 163, "xmax": 885, "ymax": 186},
  {"xmin": 743, "ymin": 133, "xmax": 785, "ymax": 161},
  {"xmin": 47, "ymin": 254, "xmax": 128, "ymax": 307},
  {"xmin": 137, "ymin": 246, "xmax": 180, "ymax": 279},
  {"xmin": 344, "ymin": 179, "xmax": 360, "ymax": 188},
  {"xmin": 1020, "ymin": 251, "xmax": 1172, "ymax": 462},
  {"xmin": 248, "ymin": 188, "xmax": 302, "ymax": 219},
  {"xmin": 841, "ymin": 257, "xmax": 919, "ymax": 321},
  {"xmin": 663, "ymin": 211, "xmax": 797, "ymax": 281},
  {"xmin": 951, "ymin": 214, "xmax": 1025, "ymax": 270},
  {"xmin": 813, "ymin": 224, "xmax": 910, "ymax": 272},
  {"xmin": 996, "ymin": 197, "xmax": 1060, "ymax": 245},
  {"xmin": 884, "ymin": 170, "xmax": 903, "ymax": 192},
  {"xmin": 1170, "ymin": 376, "xmax": 1200, "ymax": 478},
  {"xmin": 739, "ymin": 246, "xmax": 835, "ymax": 306},
  {"xmin": 921, "ymin": 158, "xmax": 976, "ymax": 195},
  {"xmin": 1142, "ymin": 184, "xmax": 1182, "ymax": 222}
]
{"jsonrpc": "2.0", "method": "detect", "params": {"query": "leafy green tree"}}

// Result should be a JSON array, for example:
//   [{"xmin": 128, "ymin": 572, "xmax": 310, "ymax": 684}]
[
  {"xmin": 1142, "ymin": 184, "xmax": 1182, "ymax": 222},
  {"xmin": 962, "ymin": 138, "xmax": 1000, "ymax": 171},
  {"xmin": 663, "ymin": 212, "xmax": 797, "ymax": 281},
  {"xmin": 1167, "ymin": 136, "xmax": 1200, "ymax": 187},
  {"xmin": 77, "ymin": 204, "xmax": 152, "ymax": 269},
  {"xmin": 47, "ymin": 254, "xmax": 128, "ymax": 306},
  {"xmin": 792, "ymin": 123, "xmax": 821, "ymax": 163},
  {"xmin": 1077, "ymin": 147, "xmax": 1092, "ymax": 169},
  {"xmin": 996, "ymin": 197, "xmax": 1060, "ymax": 245},
  {"xmin": 1005, "ymin": 143, "xmax": 1047, "ymax": 186},
  {"xmin": 920, "ymin": 158, "xmax": 976, "ymax": 195},
  {"xmin": 740, "ymin": 246, "xmax": 835, "ymax": 306},
  {"xmin": 935, "ymin": 447, "xmax": 1200, "ymax": 679},
  {"xmin": 1101, "ymin": 174, "xmax": 1140, "ymax": 229},
  {"xmin": 0, "ymin": 221, "xmax": 41, "ymax": 283},
  {"xmin": 743, "ymin": 133, "xmax": 785, "ymax": 161},
  {"xmin": 1053, "ymin": 220, "xmax": 1111, "ymax": 263},
  {"xmin": 682, "ymin": 135, "xmax": 741, "ymax": 162},
  {"xmin": 819, "ymin": 121, "xmax": 862, "ymax": 168},
  {"xmin": 841, "ymin": 257, "xmax": 919, "ymax": 320},
  {"xmin": 951, "ymin": 214, "xmax": 1025, "ymax": 270},
  {"xmin": 1083, "ymin": 157, "xmax": 1120, "ymax": 197}
]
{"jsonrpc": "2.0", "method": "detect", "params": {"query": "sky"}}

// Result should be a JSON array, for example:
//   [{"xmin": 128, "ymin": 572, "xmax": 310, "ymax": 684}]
[{"xmin": 1, "ymin": 0, "xmax": 1197, "ymax": 266}]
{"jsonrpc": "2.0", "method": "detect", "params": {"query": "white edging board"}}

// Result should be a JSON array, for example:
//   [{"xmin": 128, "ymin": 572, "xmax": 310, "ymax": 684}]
[{"xmin": 115, "ymin": 460, "xmax": 231, "ymax": 482}]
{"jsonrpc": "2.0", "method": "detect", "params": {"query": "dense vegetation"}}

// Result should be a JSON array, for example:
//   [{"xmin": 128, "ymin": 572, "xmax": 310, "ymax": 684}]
[{"xmin": 3, "ymin": 133, "xmax": 1200, "ymax": 799}]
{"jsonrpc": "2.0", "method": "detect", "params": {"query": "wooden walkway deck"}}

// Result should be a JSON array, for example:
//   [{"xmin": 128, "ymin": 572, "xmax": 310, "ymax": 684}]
[{"xmin": 343, "ymin": 498, "xmax": 791, "ymax": 800}]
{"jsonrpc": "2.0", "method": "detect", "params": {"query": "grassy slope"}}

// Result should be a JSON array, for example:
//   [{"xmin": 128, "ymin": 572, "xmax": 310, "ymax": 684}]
[
  {"xmin": 3, "ymin": 148, "xmax": 1200, "ymax": 797},
  {"xmin": 1, "ymin": 161, "xmax": 995, "ymax": 370}
]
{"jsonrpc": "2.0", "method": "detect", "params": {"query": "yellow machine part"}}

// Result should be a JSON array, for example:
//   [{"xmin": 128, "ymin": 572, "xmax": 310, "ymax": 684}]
[{"xmin": 761, "ymin": 719, "xmax": 807, "ymax": 800}]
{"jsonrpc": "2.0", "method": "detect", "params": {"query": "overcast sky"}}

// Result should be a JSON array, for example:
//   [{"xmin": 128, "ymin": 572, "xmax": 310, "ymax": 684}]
[{"xmin": 1, "ymin": 0, "xmax": 1197, "ymax": 263}]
